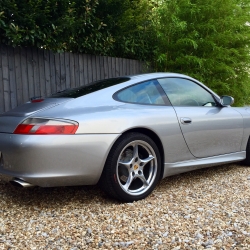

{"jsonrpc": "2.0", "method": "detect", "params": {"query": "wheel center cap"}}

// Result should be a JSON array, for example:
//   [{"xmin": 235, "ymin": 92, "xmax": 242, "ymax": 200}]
[{"xmin": 134, "ymin": 164, "xmax": 139, "ymax": 170}]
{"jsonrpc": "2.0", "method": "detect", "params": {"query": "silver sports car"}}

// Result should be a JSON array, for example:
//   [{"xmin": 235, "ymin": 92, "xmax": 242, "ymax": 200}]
[{"xmin": 0, "ymin": 73, "xmax": 249, "ymax": 202}]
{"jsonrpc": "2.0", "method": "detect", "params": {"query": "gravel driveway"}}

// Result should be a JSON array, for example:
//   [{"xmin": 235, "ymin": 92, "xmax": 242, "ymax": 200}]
[{"xmin": 0, "ymin": 164, "xmax": 249, "ymax": 249}]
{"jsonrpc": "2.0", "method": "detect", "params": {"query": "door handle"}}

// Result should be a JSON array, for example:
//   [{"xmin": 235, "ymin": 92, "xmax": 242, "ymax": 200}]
[{"xmin": 180, "ymin": 117, "xmax": 192, "ymax": 124}]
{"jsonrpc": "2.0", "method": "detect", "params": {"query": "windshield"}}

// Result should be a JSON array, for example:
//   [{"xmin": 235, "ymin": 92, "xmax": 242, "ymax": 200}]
[{"xmin": 50, "ymin": 77, "xmax": 130, "ymax": 98}]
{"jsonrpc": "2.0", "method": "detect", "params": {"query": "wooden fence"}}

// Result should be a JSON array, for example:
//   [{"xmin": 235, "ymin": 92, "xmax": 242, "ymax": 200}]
[{"xmin": 0, "ymin": 45, "xmax": 147, "ymax": 113}]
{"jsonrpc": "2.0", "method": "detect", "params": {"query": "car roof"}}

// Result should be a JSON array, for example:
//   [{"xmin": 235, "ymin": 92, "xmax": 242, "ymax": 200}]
[
  {"xmin": 49, "ymin": 72, "xmax": 220, "ymax": 101},
  {"xmin": 129, "ymin": 72, "xmax": 189, "ymax": 80}
]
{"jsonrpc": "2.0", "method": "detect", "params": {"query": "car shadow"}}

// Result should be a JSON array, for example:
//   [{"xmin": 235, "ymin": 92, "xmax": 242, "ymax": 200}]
[
  {"xmin": 0, "ymin": 163, "xmax": 246, "ymax": 208},
  {"xmin": 0, "ymin": 177, "xmax": 119, "ymax": 208}
]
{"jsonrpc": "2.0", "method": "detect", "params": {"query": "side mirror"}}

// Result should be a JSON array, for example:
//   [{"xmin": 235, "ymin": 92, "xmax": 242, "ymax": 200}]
[{"xmin": 220, "ymin": 96, "xmax": 234, "ymax": 106}]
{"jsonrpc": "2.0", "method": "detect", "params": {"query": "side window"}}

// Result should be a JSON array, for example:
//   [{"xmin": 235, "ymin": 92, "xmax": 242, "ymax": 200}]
[
  {"xmin": 158, "ymin": 78, "xmax": 217, "ymax": 107},
  {"xmin": 115, "ymin": 80, "xmax": 165, "ymax": 105}
]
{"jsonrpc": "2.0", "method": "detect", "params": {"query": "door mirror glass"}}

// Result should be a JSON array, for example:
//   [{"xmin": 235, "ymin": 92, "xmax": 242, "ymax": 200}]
[{"xmin": 221, "ymin": 96, "xmax": 234, "ymax": 106}]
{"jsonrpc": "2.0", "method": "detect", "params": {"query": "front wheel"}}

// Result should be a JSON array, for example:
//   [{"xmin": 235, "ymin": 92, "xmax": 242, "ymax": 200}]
[
  {"xmin": 243, "ymin": 137, "xmax": 250, "ymax": 165},
  {"xmin": 100, "ymin": 132, "xmax": 162, "ymax": 202}
]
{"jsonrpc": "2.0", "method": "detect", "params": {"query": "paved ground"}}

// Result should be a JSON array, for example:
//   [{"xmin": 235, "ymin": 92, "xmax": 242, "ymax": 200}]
[{"xmin": 0, "ymin": 164, "xmax": 249, "ymax": 249}]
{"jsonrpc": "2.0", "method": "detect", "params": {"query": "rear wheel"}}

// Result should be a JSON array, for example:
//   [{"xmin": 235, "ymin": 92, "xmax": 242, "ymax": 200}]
[{"xmin": 100, "ymin": 132, "xmax": 161, "ymax": 202}]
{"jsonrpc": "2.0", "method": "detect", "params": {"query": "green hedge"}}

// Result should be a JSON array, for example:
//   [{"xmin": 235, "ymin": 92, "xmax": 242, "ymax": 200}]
[{"xmin": 0, "ymin": 0, "xmax": 154, "ymax": 60}]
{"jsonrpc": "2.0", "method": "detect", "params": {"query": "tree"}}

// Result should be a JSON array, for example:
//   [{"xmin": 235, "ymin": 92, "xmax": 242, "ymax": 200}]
[
  {"xmin": 152, "ymin": 0, "xmax": 250, "ymax": 106},
  {"xmin": 0, "ymin": 0, "xmax": 114, "ymax": 53},
  {"xmin": 96, "ymin": 0, "xmax": 155, "ymax": 60},
  {"xmin": 0, "ymin": 0, "xmax": 154, "ymax": 59}
]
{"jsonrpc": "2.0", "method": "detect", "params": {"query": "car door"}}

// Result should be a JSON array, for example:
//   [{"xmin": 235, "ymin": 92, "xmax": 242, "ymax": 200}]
[{"xmin": 158, "ymin": 77, "xmax": 243, "ymax": 158}]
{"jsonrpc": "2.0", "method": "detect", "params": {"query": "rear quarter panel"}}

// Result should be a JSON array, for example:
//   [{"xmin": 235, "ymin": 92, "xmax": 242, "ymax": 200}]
[{"xmin": 35, "ymin": 92, "xmax": 195, "ymax": 163}]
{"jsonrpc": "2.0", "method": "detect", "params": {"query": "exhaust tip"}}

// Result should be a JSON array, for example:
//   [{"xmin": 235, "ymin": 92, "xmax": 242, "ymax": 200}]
[{"xmin": 10, "ymin": 178, "xmax": 34, "ymax": 188}]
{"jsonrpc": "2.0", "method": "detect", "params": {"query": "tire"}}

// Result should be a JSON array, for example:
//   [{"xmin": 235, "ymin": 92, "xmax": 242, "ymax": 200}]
[
  {"xmin": 243, "ymin": 137, "xmax": 250, "ymax": 165},
  {"xmin": 100, "ymin": 132, "xmax": 162, "ymax": 202}
]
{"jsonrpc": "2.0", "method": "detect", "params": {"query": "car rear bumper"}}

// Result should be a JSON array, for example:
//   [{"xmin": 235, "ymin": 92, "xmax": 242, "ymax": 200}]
[{"xmin": 0, "ymin": 133, "xmax": 120, "ymax": 187}]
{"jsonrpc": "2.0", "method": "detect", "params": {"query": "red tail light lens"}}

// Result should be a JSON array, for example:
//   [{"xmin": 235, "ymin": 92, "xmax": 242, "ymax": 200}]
[
  {"xmin": 31, "ymin": 99, "xmax": 44, "ymax": 103},
  {"xmin": 14, "ymin": 118, "xmax": 79, "ymax": 135}
]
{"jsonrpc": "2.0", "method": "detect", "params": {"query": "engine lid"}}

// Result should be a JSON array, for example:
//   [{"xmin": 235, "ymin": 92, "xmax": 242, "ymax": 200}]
[
  {"xmin": 0, "ymin": 98, "xmax": 71, "ymax": 117},
  {"xmin": 0, "ymin": 98, "xmax": 72, "ymax": 133}
]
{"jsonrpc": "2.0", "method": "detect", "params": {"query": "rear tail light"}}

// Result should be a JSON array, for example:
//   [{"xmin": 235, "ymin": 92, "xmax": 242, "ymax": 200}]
[
  {"xmin": 31, "ymin": 99, "xmax": 44, "ymax": 103},
  {"xmin": 14, "ymin": 118, "xmax": 78, "ymax": 135},
  {"xmin": 30, "ymin": 96, "xmax": 44, "ymax": 103}
]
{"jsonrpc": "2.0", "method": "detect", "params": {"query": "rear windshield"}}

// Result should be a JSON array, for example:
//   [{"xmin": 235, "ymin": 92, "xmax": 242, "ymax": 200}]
[{"xmin": 50, "ymin": 77, "xmax": 130, "ymax": 98}]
